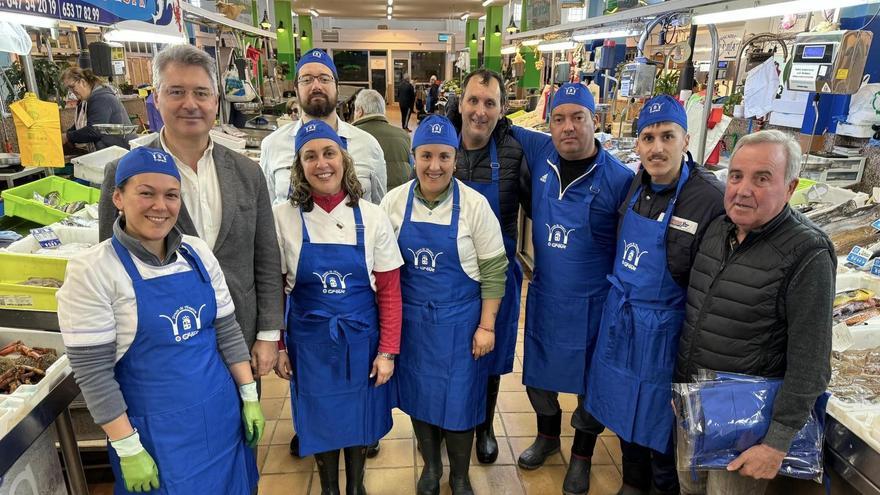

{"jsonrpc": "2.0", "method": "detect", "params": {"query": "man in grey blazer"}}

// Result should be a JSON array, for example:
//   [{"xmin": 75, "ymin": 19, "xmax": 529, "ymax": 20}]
[{"xmin": 98, "ymin": 45, "xmax": 284, "ymax": 377}]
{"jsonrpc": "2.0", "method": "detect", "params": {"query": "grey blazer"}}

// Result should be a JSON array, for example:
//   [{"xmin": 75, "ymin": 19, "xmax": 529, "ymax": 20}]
[{"xmin": 98, "ymin": 135, "xmax": 285, "ymax": 347}]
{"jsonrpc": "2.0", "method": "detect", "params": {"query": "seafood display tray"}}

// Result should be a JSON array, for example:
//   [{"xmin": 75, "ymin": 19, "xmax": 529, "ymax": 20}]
[
  {"xmin": 1, "ymin": 176, "xmax": 101, "ymax": 226},
  {"xmin": 0, "ymin": 328, "xmax": 71, "ymax": 436},
  {"xmin": 0, "ymin": 252, "xmax": 68, "ymax": 311},
  {"xmin": 71, "ymin": 145, "xmax": 128, "ymax": 185}
]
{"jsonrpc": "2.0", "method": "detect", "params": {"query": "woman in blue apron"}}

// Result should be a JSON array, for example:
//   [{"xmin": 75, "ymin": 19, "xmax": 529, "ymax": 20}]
[
  {"xmin": 57, "ymin": 147, "xmax": 263, "ymax": 494},
  {"xmin": 381, "ymin": 115, "xmax": 507, "ymax": 495},
  {"xmin": 272, "ymin": 120, "xmax": 402, "ymax": 495}
]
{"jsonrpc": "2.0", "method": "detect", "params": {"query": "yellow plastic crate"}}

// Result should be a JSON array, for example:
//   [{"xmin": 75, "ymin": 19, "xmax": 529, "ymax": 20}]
[{"xmin": 0, "ymin": 252, "xmax": 68, "ymax": 311}]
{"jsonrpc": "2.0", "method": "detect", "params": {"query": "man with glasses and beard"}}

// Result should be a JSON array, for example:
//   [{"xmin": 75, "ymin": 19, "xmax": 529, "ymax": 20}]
[{"xmin": 261, "ymin": 49, "xmax": 387, "ymax": 206}]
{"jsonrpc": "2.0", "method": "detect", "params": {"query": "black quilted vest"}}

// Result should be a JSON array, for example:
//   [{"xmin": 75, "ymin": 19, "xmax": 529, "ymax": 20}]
[{"xmin": 674, "ymin": 206, "xmax": 835, "ymax": 382}]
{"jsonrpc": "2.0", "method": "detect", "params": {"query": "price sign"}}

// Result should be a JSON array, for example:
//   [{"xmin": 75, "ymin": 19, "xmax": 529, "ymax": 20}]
[
  {"xmin": 30, "ymin": 227, "xmax": 61, "ymax": 248},
  {"xmin": 847, "ymin": 246, "xmax": 872, "ymax": 267}
]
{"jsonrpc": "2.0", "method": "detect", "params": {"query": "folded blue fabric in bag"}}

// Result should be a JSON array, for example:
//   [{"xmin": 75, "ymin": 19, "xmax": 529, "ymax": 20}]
[{"xmin": 687, "ymin": 374, "xmax": 828, "ymax": 480}]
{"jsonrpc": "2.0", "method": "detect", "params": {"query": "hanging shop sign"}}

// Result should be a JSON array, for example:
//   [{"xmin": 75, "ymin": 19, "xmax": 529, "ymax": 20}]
[
  {"xmin": 560, "ymin": 0, "xmax": 585, "ymax": 8},
  {"xmin": 719, "ymin": 33, "xmax": 741, "ymax": 60},
  {"xmin": 0, "ymin": 0, "xmax": 180, "ymax": 26},
  {"xmin": 527, "ymin": 0, "xmax": 560, "ymax": 30}
]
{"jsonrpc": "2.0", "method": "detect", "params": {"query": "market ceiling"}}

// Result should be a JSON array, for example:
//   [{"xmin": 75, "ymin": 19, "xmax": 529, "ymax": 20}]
[{"xmin": 292, "ymin": 0, "xmax": 494, "ymax": 20}]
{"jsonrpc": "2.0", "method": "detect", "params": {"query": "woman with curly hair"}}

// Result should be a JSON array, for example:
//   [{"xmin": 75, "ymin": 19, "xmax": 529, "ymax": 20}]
[{"xmin": 272, "ymin": 120, "xmax": 403, "ymax": 495}]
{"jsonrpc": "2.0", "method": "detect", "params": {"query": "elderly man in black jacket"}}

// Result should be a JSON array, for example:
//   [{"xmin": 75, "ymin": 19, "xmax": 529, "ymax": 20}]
[
  {"xmin": 448, "ymin": 69, "xmax": 530, "ymax": 466},
  {"xmin": 674, "ymin": 129, "xmax": 835, "ymax": 495},
  {"xmin": 397, "ymin": 73, "xmax": 416, "ymax": 131}
]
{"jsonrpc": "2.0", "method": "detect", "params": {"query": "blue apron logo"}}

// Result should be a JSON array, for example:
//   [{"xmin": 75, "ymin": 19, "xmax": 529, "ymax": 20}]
[
  {"xmin": 159, "ymin": 304, "xmax": 206, "ymax": 342},
  {"xmin": 546, "ymin": 224, "xmax": 575, "ymax": 249},
  {"xmin": 621, "ymin": 241, "xmax": 648, "ymax": 271},
  {"xmin": 314, "ymin": 270, "xmax": 352, "ymax": 294},
  {"xmin": 407, "ymin": 248, "xmax": 443, "ymax": 272}
]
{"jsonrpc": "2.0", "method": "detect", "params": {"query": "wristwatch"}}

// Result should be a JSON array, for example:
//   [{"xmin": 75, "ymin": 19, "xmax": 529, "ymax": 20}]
[{"xmin": 377, "ymin": 352, "xmax": 396, "ymax": 361}]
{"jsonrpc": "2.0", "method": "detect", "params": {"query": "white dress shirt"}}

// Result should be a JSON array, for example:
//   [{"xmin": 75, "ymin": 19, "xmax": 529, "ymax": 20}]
[
  {"xmin": 159, "ymin": 130, "xmax": 222, "ymax": 249},
  {"xmin": 259, "ymin": 115, "xmax": 387, "ymax": 206}
]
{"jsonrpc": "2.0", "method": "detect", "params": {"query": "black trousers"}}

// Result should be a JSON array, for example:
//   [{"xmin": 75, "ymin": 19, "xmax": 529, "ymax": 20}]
[
  {"xmin": 619, "ymin": 437, "xmax": 679, "ymax": 492},
  {"xmin": 400, "ymin": 104, "xmax": 412, "ymax": 129}
]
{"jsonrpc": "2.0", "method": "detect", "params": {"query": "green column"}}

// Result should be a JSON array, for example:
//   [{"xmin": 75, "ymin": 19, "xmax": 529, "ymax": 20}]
[
  {"xmin": 518, "ymin": 0, "xmax": 540, "ymax": 89},
  {"xmin": 466, "ymin": 19, "xmax": 479, "ymax": 71},
  {"xmin": 250, "ymin": 0, "xmax": 263, "ymax": 88},
  {"xmin": 298, "ymin": 15, "xmax": 313, "ymax": 53},
  {"xmin": 484, "ymin": 6, "xmax": 503, "ymax": 72},
  {"xmin": 274, "ymin": 0, "xmax": 295, "ymax": 80}
]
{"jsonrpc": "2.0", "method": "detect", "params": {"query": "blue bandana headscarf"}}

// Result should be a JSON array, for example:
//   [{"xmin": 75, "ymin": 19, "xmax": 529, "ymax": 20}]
[
  {"xmin": 637, "ymin": 94, "xmax": 688, "ymax": 135},
  {"xmin": 550, "ymin": 82, "xmax": 596, "ymax": 114},
  {"xmin": 296, "ymin": 49, "xmax": 338, "ymax": 79},
  {"xmin": 115, "ymin": 147, "xmax": 180, "ymax": 187},
  {"xmin": 412, "ymin": 115, "xmax": 458, "ymax": 150},
  {"xmin": 295, "ymin": 120, "xmax": 347, "ymax": 155}
]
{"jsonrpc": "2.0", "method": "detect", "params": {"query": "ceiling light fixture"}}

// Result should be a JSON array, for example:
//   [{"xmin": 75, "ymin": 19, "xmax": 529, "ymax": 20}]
[
  {"xmin": 460, "ymin": 12, "xmax": 470, "ymax": 20},
  {"xmin": 693, "ymin": 0, "xmax": 874, "ymax": 25},
  {"xmin": 482, "ymin": 0, "xmax": 493, "ymax": 6},
  {"xmin": 387, "ymin": 0, "xmax": 393, "ymax": 5},
  {"xmin": 572, "ymin": 28, "xmax": 640, "ymax": 41},
  {"xmin": 537, "ymin": 40, "xmax": 576, "ymax": 51},
  {"xmin": 387, "ymin": 6, "xmax": 392, "ymax": 14},
  {"xmin": 480, "ymin": 28, "xmax": 486, "ymax": 41},
  {"xmin": 506, "ymin": 0, "xmax": 518, "ymax": 34},
  {"xmin": 494, "ymin": 25, "xmax": 501, "ymax": 36},
  {"xmin": 308, "ymin": 8, "xmax": 319, "ymax": 17},
  {"xmin": 471, "ymin": 33, "xmax": 477, "ymax": 42},
  {"xmin": 259, "ymin": 10, "xmax": 271, "ymax": 30},
  {"xmin": 479, "ymin": 14, "xmax": 486, "ymax": 20},
  {"xmin": 387, "ymin": 14, "xmax": 392, "ymax": 19},
  {"xmin": 301, "ymin": 29, "xmax": 309, "ymax": 39},
  {"xmin": 277, "ymin": 21, "xmax": 285, "ymax": 32}
]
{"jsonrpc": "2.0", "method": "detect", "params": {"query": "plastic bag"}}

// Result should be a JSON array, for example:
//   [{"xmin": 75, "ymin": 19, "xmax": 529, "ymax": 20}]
[
  {"xmin": 224, "ymin": 69, "xmax": 257, "ymax": 103},
  {"xmin": 846, "ymin": 77, "xmax": 880, "ymax": 125},
  {"xmin": 673, "ymin": 371, "xmax": 828, "ymax": 483}
]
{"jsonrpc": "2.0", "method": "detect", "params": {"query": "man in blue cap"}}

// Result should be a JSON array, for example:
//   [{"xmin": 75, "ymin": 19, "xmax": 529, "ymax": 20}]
[
  {"xmin": 261, "ymin": 48, "xmax": 387, "ymax": 206},
  {"xmin": 510, "ymin": 82, "xmax": 634, "ymax": 495},
  {"xmin": 585, "ymin": 94, "xmax": 725, "ymax": 495}
]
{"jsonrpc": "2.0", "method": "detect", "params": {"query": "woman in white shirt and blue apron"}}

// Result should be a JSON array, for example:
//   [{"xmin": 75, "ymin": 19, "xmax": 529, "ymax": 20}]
[
  {"xmin": 381, "ymin": 115, "xmax": 508, "ymax": 495},
  {"xmin": 273, "ymin": 120, "xmax": 403, "ymax": 495},
  {"xmin": 57, "ymin": 147, "xmax": 264, "ymax": 494}
]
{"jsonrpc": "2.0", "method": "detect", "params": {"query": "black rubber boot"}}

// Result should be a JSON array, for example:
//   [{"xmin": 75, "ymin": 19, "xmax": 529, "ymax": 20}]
[
  {"xmin": 445, "ymin": 428, "xmax": 475, "ymax": 495},
  {"xmin": 366, "ymin": 441, "xmax": 380, "ymax": 458},
  {"xmin": 563, "ymin": 429, "xmax": 597, "ymax": 495},
  {"xmin": 314, "ymin": 450, "xmax": 341, "ymax": 495},
  {"xmin": 343, "ymin": 446, "xmax": 368, "ymax": 495},
  {"xmin": 517, "ymin": 411, "xmax": 562, "ymax": 470},
  {"xmin": 619, "ymin": 439, "xmax": 652, "ymax": 494},
  {"xmin": 412, "ymin": 419, "xmax": 443, "ymax": 495},
  {"xmin": 289, "ymin": 434, "xmax": 300, "ymax": 457},
  {"xmin": 475, "ymin": 375, "xmax": 501, "ymax": 464},
  {"xmin": 617, "ymin": 484, "xmax": 650, "ymax": 495}
]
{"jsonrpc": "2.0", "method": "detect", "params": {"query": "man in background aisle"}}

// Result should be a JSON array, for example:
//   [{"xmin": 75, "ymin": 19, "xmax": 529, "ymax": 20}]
[
  {"xmin": 447, "ymin": 68, "xmax": 529, "ymax": 466},
  {"xmin": 261, "ymin": 49, "xmax": 387, "ymax": 205},
  {"xmin": 397, "ymin": 73, "xmax": 415, "ymax": 131},
  {"xmin": 352, "ymin": 89, "xmax": 412, "ymax": 190},
  {"xmin": 511, "ymin": 83, "xmax": 634, "ymax": 495},
  {"xmin": 427, "ymin": 75, "xmax": 440, "ymax": 114},
  {"xmin": 586, "ymin": 95, "xmax": 725, "ymax": 495},
  {"xmin": 97, "ymin": 44, "xmax": 285, "ymax": 388},
  {"xmin": 675, "ymin": 130, "xmax": 834, "ymax": 495}
]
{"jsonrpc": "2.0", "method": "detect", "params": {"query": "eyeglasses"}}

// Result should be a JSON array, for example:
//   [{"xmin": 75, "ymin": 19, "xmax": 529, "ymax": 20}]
[
  {"xmin": 297, "ymin": 74, "xmax": 335, "ymax": 86},
  {"xmin": 162, "ymin": 87, "xmax": 215, "ymax": 101},
  {"xmin": 64, "ymin": 80, "xmax": 80, "ymax": 91}
]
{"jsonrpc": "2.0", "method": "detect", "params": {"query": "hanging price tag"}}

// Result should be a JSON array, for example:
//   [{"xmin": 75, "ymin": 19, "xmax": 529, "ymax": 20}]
[
  {"xmin": 30, "ymin": 227, "xmax": 61, "ymax": 249},
  {"xmin": 846, "ymin": 246, "xmax": 872, "ymax": 267},
  {"xmin": 872, "ymin": 218, "xmax": 880, "ymax": 231},
  {"xmin": 871, "ymin": 258, "xmax": 880, "ymax": 277}
]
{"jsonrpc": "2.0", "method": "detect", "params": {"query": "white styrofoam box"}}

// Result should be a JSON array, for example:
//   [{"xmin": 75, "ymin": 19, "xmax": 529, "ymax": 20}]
[
  {"xmin": 129, "ymin": 132, "xmax": 158, "ymax": 149},
  {"xmin": 71, "ymin": 145, "xmax": 129, "ymax": 185},
  {"xmin": 768, "ymin": 111, "xmax": 805, "ymax": 129},
  {"xmin": 836, "ymin": 121, "xmax": 876, "ymax": 139},
  {"xmin": 5, "ymin": 224, "xmax": 98, "ymax": 255},
  {"xmin": 209, "ymin": 129, "xmax": 247, "ymax": 150}
]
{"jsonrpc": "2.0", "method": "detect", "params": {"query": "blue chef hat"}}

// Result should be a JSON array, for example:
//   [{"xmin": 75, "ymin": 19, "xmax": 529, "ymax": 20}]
[
  {"xmin": 637, "ymin": 94, "xmax": 688, "ymax": 135},
  {"xmin": 412, "ymin": 115, "xmax": 458, "ymax": 150},
  {"xmin": 296, "ymin": 48, "xmax": 338, "ymax": 79},
  {"xmin": 550, "ymin": 82, "xmax": 596, "ymax": 114},
  {"xmin": 115, "ymin": 147, "xmax": 180, "ymax": 187},
  {"xmin": 295, "ymin": 120, "xmax": 348, "ymax": 155}
]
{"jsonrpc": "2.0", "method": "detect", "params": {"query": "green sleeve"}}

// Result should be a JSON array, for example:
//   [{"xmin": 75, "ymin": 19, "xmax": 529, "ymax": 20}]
[{"xmin": 477, "ymin": 252, "xmax": 509, "ymax": 300}]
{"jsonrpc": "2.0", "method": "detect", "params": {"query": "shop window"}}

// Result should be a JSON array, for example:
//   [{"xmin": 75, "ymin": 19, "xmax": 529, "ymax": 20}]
[
  {"xmin": 333, "ymin": 50, "xmax": 369, "ymax": 82},
  {"xmin": 411, "ymin": 51, "xmax": 444, "ymax": 82}
]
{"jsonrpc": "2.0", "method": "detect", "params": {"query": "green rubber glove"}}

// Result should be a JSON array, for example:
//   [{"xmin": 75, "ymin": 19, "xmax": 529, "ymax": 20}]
[
  {"xmin": 111, "ymin": 431, "xmax": 160, "ymax": 493},
  {"xmin": 241, "ymin": 400, "xmax": 265, "ymax": 448}
]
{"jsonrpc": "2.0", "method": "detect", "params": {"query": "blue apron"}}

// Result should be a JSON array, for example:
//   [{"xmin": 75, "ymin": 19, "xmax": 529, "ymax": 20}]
[
  {"xmin": 285, "ymin": 205, "xmax": 393, "ymax": 456},
  {"xmin": 109, "ymin": 238, "xmax": 258, "ymax": 495},
  {"xmin": 586, "ymin": 164, "xmax": 690, "ymax": 454},
  {"xmin": 523, "ymin": 156, "xmax": 614, "ymax": 395},
  {"xmin": 459, "ymin": 137, "xmax": 522, "ymax": 376},
  {"xmin": 396, "ymin": 180, "xmax": 489, "ymax": 430}
]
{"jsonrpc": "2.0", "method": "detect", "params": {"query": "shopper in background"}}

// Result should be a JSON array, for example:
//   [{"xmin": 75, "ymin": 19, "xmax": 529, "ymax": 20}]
[
  {"xmin": 97, "ymin": 44, "xmax": 285, "ymax": 393},
  {"xmin": 273, "ymin": 121, "xmax": 402, "ymax": 494},
  {"xmin": 397, "ymin": 73, "xmax": 416, "ymax": 131},
  {"xmin": 59, "ymin": 147, "xmax": 263, "ymax": 494},
  {"xmin": 61, "ymin": 66, "xmax": 134, "ymax": 151},
  {"xmin": 510, "ymin": 82, "xmax": 634, "ymax": 495},
  {"xmin": 381, "ymin": 115, "xmax": 506, "ymax": 495},
  {"xmin": 675, "ymin": 130, "xmax": 834, "ymax": 495},
  {"xmin": 261, "ymin": 49, "xmax": 387, "ymax": 206},
  {"xmin": 352, "ymin": 89, "xmax": 412, "ymax": 190},
  {"xmin": 585, "ymin": 95, "xmax": 725, "ymax": 495},
  {"xmin": 427, "ymin": 75, "xmax": 440, "ymax": 114},
  {"xmin": 446, "ymin": 68, "xmax": 529, "ymax": 465}
]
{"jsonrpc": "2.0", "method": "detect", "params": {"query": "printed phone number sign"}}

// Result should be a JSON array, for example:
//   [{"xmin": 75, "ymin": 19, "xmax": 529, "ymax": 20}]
[{"xmin": 0, "ymin": 0, "xmax": 176, "ymax": 26}]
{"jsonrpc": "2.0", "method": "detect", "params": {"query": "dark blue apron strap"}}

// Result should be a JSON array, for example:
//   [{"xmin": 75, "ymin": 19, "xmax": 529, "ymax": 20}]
[
  {"xmin": 111, "ymin": 236, "xmax": 145, "ymax": 283},
  {"xmin": 488, "ymin": 139, "xmax": 500, "ymax": 184},
  {"xmin": 401, "ymin": 180, "xmax": 418, "ymax": 239},
  {"xmin": 449, "ymin": 180, "xmax": 461, "ymax": 240},
  {"xmin": 298, "ymin": 207, "xmax": 311, "ymax": 243},
  {"xmin": 353, "ymin": 205, "xmax": 365, "ymax": 248},
  {"xmin": 655, "ymin": 160, "xmax": 692, "ymax": 245},
  {"xmin": 179, "ymin": 242, "xmax": 211, "ymax": 284}
]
